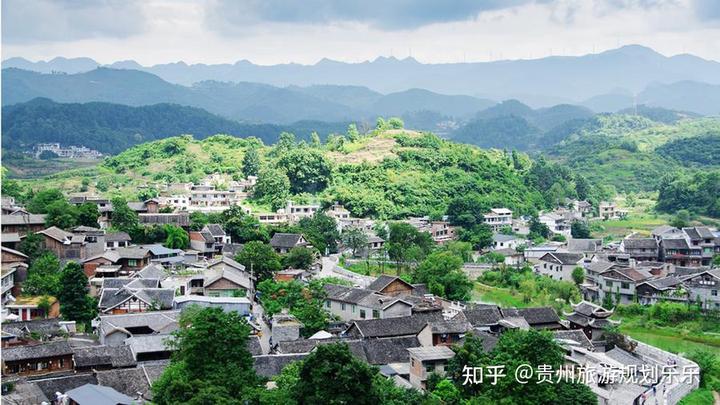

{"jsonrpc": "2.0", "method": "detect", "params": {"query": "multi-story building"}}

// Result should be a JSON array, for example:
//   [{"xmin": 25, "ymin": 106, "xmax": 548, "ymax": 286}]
[{"xmin": 482, "ymin": 208, "xmax": 513, "ymax": 232}]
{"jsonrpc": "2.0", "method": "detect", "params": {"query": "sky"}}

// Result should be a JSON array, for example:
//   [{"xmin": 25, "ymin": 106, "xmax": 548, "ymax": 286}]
[{"xmin": 2, "ymin": 0, "xmax": 720, "ymax": 65}]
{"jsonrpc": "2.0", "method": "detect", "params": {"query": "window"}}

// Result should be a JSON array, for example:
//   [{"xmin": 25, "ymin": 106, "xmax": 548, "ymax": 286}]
[
  {"xmin": 360, "ymin": 310, "xmax": 366, "ymax": 319},
  {"xmin": 372, "ymin": 310, "xmax": 380, "ymax": 319},
  {"xmin": 325, "ymin": 300, "xmax": 331, "ymax": 308},
  {"xmin": 128, "ymin": 259, "xmax": 138, "ymax": 267},
  {"xmin": 341, "ymin": 303, "xmax": 346, "ymax": 311},
  {"xmin": 621, "ymin": 282, "xmax": 630, "ymax": 289},
  {"xmin": 352, "ymin": 304, "xmax": 356, "ymax": 313},
  {"xmin": 606, "ymin": 281, "xmax": 613, "ymax": 288},
  {"xmin": 712, "ymin": 290, "xmax": 718, "ymax": 297}
]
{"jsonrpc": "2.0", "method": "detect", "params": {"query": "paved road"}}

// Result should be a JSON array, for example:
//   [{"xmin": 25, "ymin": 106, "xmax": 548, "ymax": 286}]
[
  {"xmin": 317, "ymin": 254, "xmax": 374, "ymax": 287},
  {"xmin": 252, "ymin": 300, "xmax": 271, "ymax": 354}
]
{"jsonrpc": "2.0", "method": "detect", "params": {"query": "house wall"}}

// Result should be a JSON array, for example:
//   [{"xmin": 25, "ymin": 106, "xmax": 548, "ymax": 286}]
[
  {"xmin": 382, "ymin": 302, "xmax": 413, "ymax": 318},
  {"xmin": 536, "ymin": 261, "xmax": 575, "ymax": 282},
  {"xmin": 2, "ymin": 354, "xmax": 73, "ymax": 377},
  {"xmin": 597, "ymin": 275, "xmax": 636, "ymax": 305},
  {"xmin": 417, "ymin": 325, "xmax": 433, "ymax": 347},
  {"xmin": 685, "ymin": 276, "xmax": 720, "ymax": 310},
  {"xmin": 102, "ymin": 330, "xmax": 131, "ymax": 346},
  {"xmin": 380, "ymin": 280, "xmax": 414, "ymax": 297}
]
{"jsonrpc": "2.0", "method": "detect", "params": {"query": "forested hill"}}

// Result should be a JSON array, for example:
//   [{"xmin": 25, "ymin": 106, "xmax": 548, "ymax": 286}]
[
  {"xmin": 10, "ymin": 130, "xmax": 603, "ymax": 220},
  {"xmin": 1, "ymin": 98, "xmax": 350, "ymax": 154}
]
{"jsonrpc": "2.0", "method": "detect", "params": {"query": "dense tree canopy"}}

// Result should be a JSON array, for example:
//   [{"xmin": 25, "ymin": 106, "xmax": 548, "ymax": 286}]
[
  {"xmin": 235, "ymin": 241, "xmax": 282, "ymax": 281},
  {"xmin": 152, "ymin": 307, "xmax": 260, "ymax": 404}
]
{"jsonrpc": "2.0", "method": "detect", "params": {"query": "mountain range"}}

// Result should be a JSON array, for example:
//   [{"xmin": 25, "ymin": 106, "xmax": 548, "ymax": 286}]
[
  {"xmin": 1, "ymin": 67, "xmax": 497, "ymax": 125},
  {"xmin": 4, "ymin": 45, "xmax": 720, "ymax": 112}
]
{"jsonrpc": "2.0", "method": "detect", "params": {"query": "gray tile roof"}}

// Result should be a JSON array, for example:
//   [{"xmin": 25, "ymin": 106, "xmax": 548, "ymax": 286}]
[
  {"xmin": 65, "ymin": 384, "xmax": 134, "ymax": 405},
  {"xmin": 99, "ymin": 287, "xmax": 174, "ymax": 311},
  {"xmin": 2, "ymin": 341, "xmax": 73, "ymax": 361},
  {"xmin": 1, "ymin": 214, "xmax": 46, "ymax": 226},
  {"xmin": 517, "ymin": 307, "xmax": 561, "ymax": 325},
  {"xmin": 567, "ymin": 238, "xmax": 602, "ymax": 253},
  {"xmin": 269, "ymin": 233, "xmax": 306, "ymax": 249},
  {"xmin": 254, "ymin": 354, "xmax": 308, "ymax": 378},
  {"xmin": 463, "ymin": 307, "xmax": 502, "ymax": 326},
  {"xmin": 34, "ymin": 374, "xmax": 98, "ymax": 401},
  {"xmin": 430, "ymin": 320, "xmax": 472, "ymax": 334},
  {"xmin": 72, "ymin": 345, "xmax": 137, "ymax": 368},
  {"xmin": 204, "ymin": 224, "xmax": 226, "ymax": 237},
  {"xmin": 95, "ymin": 368, "xmax": 152, "ymax": 400},
  {"xmin": 2, "ymin": 318, "xmax": 63, "ymax": 338},
  {"xmin": 662, "ymin": 238, "xmax": 689, "ymax": 249},
  {"xmin": 540, "ymin": 252, "xmax": 585, "ymax": 265},
  {"xmin": 105, "ymin": 232, "xmax": 131, "ymax": 243},
  {"xmin": 553, "ymin": 330, "xmax": 594, "ymax": 350},
  {"xmin": 622, "ymin": 238, "xmax": 658, "ymax": 250},
  {"xmin": 275, "ymin": 337, "xmax": 421, "ymax": 365},
  {"xmin": 346, "ymin": 312, "xmax": 442, "ymax": 338},
  {"xmin": 407, "ymin": 346, "xmax": 455, "ymax": 361},
  {"xmin": 605, "ymin": 347, "xmax": 645, "ymax": 367}
]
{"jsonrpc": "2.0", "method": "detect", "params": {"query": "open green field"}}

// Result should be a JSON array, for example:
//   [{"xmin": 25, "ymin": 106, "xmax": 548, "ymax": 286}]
[{"xmin": 619, "ymin": 323, "xmax": 720, "ymax": 355}]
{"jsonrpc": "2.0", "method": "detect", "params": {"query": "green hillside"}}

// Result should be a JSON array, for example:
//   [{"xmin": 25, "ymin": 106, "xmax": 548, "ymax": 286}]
[
  {"xmin": 10, "ymin": 129, "xmax": 599, "ymax": 219},
  {"xmin": 547, "ymin": 116, "xmax": 720, "ymax": 192}
]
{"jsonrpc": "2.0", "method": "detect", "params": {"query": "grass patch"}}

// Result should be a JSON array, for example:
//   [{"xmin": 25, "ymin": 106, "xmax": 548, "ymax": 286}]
[
  {"xmin": 678, "ymin": 388, "xmax": 716, "ymax": 405},
  {"xmin": 344, "ymin": 261, "xmax": 400, "ymax": 277},
  {"xmin": 618, "ymin": 322, "xmax": 720, "ymax": 356},
  {"xmin": 472, "ymin": 282, "xmax": 526, "ymax": 307}
]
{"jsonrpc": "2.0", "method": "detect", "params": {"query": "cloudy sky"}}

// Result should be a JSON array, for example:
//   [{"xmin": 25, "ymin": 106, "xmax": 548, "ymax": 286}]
[{"xmin": 3, "ymin": 0, "xmax": 720, "ymax": 65}]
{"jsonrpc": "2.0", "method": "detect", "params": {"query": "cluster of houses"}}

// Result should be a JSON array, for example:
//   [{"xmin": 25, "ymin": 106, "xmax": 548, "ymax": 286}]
[
  {"xmin": 524, "ymin": 225, "xmax": 720, "ymax": 310},
  {"xmin": 1, "ymin": 270, "xmax": 698, "ymax": 404},
  {"xmin": 32, "ymin": 143, "xmax": 103, "ymax": 160},
  {"xmin": 0, "ymin": 186, "xmax": 712, "ymax": 404}
]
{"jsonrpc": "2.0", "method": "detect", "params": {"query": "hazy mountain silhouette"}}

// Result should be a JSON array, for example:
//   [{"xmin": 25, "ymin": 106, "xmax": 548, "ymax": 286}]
[{"xmin": 5, "ymin": 45, "xmax": 720, "ymax": 107}]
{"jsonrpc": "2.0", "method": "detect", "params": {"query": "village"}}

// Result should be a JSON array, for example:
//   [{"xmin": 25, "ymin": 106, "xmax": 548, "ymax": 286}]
[{"xmin": 1, "ymin": 172, "xmax": 717, "ymax": 405}]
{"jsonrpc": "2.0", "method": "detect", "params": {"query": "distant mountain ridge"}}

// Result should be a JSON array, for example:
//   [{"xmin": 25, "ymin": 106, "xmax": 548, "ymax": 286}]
[
  {"xmin": 1, "ymin": 67, "xmax": 495, "ymax": 125},
  {"xmin": 5, "ymin": 45, "xmax": 720, "ymax": 108}
]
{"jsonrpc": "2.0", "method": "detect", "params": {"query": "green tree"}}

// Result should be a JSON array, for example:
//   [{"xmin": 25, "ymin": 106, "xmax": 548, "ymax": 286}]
[
  {"xmin": 18, "ymin": 232, "xmax": 46, "ymax": 265},
  {"xmin": 297, "ymin": 211, "xmax": 340, "ymax": 254},
  {"xmin": 293, "ymin": 343, "xmax": 380, "ymax": 405},
  {"xmin": 110, "ymin": 197, "xmax": 139, "ymax": 232},
  {"xmin": 23, "ymin": 252, "xmax": 62, "ymax": 296},
  {"xmin": 529, "ymin": 216, "xmax": 552, "ymax": 239},
  {"xmin": 346, "ymin": 123, "xmax": 360, "ymax": 142},
  {"xmin": 27, "ymin": 189, "xmax": 66, "ymax": 214},
  {"xmin": 310, "ymin": 131, "xmax": 321, "ymax": 148},
  {"xmin": 242, "ymin": 147, "xmax": 261, "ymax": 177},
  {"xmin": 152, "ymin": 308, "xmax": 260, "ymax": 404},
  {"xmin": 253, "ymin": 166, "xmax": 290, "ymax": 211},
  {"xmin": 414, "ymin": 251, "xmax": 472, "ymax": 301},
  {"xmin": 431, "ymin": 379, "xmax": 463, "ymax": 405},
  {"xmin": 284, "ymin": 247, "xmax": 316, "ymax": 270},
  {"xmin": 670, "ymin": 209, "xmax": 691, "ymax": 228},
  {"xmin": 386, "ymin": 222, "xmax": 433, "ymax": 273},
  {"xmin": 688, "ymin": 349, "xmax": 719, "ymax": 389},
  {"xmin": 458, "ymin": 223, "xmax": 494, "ymax": 250},
  {"xmin": 45, "ymin": 200, "xmax": 79, "ymax": 229},
  {"xmin": 256, "ymin": 279, "xmax": 329, "ymax": 337},
  {"xmin": 570, "ymin": 220, "xmax": 591, "ymax": 239},
  {"xmin": 235, "ymin": 241, "xmax": 282, "ymax": 281},
  {"xmin": 76, "ymin": 203, "xmax": 100, "ymax": 228},
  {"xmin": 277, "ymin": 147, "xmax": 332, "ymax": 194},
  {"xmin": 222, "ymin": 206, "xmax": 269, "ymax": 243},
  {"xmin": 571, "ymin": 266, "xmax": 585, "ymax": 285},
  {"xmin": 57, "ymin": 262, "xmax": 96, "ymax": 325},
  {"xmin": 164, "ymin": 225, "xmax": 189, "ymax": 249},
  {"xmin": 341, "ymin": 227, "xmax": 369, "ymax": 257}
]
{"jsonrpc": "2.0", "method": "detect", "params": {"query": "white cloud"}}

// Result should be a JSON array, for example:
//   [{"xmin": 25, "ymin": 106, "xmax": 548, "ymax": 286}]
[{"xmin": 2, "ymin": 0, "xmax": 719, "ymax": 64}]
